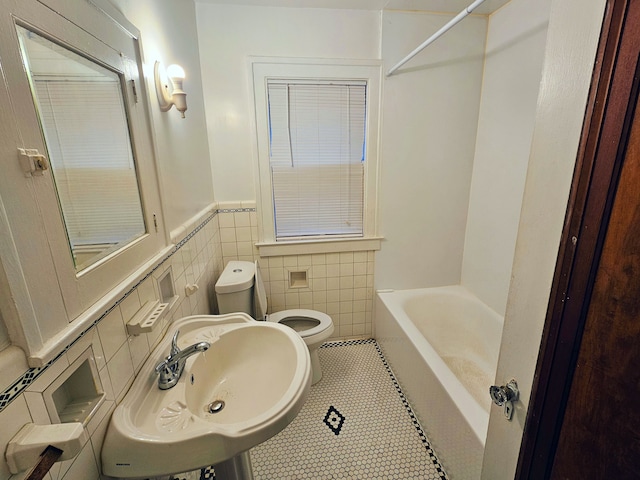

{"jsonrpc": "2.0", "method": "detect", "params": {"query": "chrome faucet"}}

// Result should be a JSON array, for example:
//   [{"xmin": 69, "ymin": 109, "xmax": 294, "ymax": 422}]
[{"xmin": 154, "ymin": 330, "xmax": 210, "ymax": 390}]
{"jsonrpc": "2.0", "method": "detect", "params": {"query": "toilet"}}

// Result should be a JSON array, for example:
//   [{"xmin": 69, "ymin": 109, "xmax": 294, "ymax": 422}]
[{"xmin": 215, "ymin": 260, "xmax": 334, "ymax": 384}]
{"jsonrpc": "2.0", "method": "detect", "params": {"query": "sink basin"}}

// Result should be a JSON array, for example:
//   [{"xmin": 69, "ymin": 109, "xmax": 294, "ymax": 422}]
[{"xmin": 101, "ymin": 313, "xmax": 311, "ymax": 478}]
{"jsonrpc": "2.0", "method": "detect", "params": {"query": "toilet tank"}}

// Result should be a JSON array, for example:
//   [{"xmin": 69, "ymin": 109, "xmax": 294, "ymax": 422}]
[{"xmin": 215, "ymin": 261, "xmax": 255, "ymax": 316}]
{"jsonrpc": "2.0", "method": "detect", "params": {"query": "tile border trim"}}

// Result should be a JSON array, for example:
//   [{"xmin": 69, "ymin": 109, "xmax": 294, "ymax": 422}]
[
  {"xmin": 0, "ymin": 208, "xmax": 244, "ymax": 413},
  {"xmin": 321, "ymin": 339, "xmax": 449, "ymax": 479}
]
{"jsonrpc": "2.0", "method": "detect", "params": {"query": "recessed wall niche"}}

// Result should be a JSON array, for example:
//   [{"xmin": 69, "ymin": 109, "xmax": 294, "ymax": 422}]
[
  {"xmin": 288, "ymin": 270, "xmax": 309, "ymax": 289},
  {"xmin": 42, "ymin": 348, "xmax": 104, "ymax": 425},
  {"xmin": 157, "ymin": 266, "xmax": 179, "ymax": 306}
]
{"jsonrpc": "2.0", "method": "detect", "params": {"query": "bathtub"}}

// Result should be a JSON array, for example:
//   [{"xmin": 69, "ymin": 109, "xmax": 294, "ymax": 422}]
[{"xmin": 375, "ymin": 286, "xmax": 503, "ymax": 479}]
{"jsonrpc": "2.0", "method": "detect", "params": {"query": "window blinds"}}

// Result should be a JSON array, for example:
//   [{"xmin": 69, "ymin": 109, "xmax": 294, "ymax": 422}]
[{"xmin": 267, "ymin": 81, "xmax": 367, "ymax": 240}]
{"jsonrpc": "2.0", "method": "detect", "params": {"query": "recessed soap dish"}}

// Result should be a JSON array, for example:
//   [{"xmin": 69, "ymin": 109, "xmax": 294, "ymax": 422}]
[
  {"xmin": 158, "ymin": 266, "xmax": 179, "ymax": 308},
  {"xmin": 127, "ymin": 300, "xmax": 169, "ymax": 335},
  {"xmin": 289, "ymin": 270, "xmax": 309, "ymax": 289},
  {"xmin": 43, "ymin": 348, "xmax": 104, "ymax": 425}
]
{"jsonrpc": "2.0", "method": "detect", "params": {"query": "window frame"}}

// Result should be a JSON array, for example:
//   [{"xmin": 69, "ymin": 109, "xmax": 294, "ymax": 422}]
[{"xmin": 251, "ymin": 58, "xmax": 382, "ymax": 256}]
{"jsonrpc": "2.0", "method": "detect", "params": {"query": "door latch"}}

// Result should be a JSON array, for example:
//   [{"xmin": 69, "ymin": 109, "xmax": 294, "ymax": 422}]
[
  {"xmin": 18, "ymin": 148, "xmax": 49, "ymax": 177},
  {"xmin": 490, "ymin": 379, "xmax": 519, "ymax": 420}
]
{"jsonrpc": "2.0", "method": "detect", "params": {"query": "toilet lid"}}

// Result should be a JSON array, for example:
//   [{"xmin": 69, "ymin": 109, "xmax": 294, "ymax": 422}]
[
  {"xmin": 254, "ymin": 261, "xmax": 268, "ymax": 320},
  {"xmin": 268, "ymin": 309, "xmax": 333, "ymax": 340}
]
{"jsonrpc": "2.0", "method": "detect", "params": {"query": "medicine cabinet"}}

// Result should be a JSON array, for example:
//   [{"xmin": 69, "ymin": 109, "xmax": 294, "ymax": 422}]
[{"xmin": 0, "ymin": 0, "xmax": 166, "ymax": 363}]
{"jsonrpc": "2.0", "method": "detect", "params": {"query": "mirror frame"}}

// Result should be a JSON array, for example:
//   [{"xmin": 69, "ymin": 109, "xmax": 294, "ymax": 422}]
[
  {"xmin": 0, "ymin": 0, "xmax": 168, "ymax": 364},
  {"xmin": 16, "ymin": 25, "xmax": 149, "ymax": 273}
]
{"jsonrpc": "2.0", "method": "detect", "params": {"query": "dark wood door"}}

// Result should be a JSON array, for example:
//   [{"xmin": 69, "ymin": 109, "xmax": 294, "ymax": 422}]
[
  {"xmin": 516, "ymin": 0, "xmax": 640, "ymax": 478},
  {"xmin": 550, "ymin": 75, "xmax": 640, "ymax": 479}
]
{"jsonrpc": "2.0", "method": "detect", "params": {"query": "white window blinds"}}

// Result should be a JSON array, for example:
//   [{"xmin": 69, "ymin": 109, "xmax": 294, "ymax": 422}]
[{"xmin": 267, "ymin": 81, "xmax": 366, "ymax": 240}]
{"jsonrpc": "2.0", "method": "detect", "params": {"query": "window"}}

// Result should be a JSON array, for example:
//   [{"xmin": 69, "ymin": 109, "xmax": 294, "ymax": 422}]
[
  {"xmin": 252, "ymin": 59, "xmax": 381, "ymax": 254},
  {"xmin": 268, "ymin": 81, "xmax": 366, "ymax": 239}
]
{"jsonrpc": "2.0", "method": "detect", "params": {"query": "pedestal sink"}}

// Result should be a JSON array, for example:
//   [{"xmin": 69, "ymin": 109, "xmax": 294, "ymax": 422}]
[{"xmin": 101, "ymin": 313, "xmax": 311, "ymax": 479}]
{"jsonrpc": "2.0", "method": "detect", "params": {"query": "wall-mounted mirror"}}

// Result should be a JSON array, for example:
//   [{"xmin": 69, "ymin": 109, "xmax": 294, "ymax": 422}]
[
  {"xmin": 0, "ymin": 0, "xmax": 166, "ymax": 360},
  {"xmin": 16, "ymin": 26, "xmax": 146, "ymax": 272}
]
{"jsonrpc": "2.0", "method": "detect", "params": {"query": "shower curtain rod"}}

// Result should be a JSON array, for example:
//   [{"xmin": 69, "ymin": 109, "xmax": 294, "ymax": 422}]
[{"xmin": 386, "ymin": 0, "xmax": 487, "ymax": 76}]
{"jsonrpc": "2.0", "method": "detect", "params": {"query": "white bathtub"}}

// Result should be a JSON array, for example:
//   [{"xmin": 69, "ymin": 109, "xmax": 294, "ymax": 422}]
[{"xmin": 375, "ymin": 286, "xmax": 503, "ymax": 479}]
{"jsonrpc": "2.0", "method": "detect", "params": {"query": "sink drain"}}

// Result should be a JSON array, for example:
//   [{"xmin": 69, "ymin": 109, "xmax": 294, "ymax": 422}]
[{"xmin": 207, "ymin": 400, "xmax": 225, "ymax": 414}]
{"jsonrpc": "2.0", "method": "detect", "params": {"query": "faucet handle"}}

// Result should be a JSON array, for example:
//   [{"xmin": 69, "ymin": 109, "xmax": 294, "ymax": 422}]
[
  {"xmin": 170, "ymin": 330, "xmax": 180, "ymax": 356},
  {"xmin": 154, "ymin": 359, "xmax": 169, "ymax": 374},
  {"xmin": 154, "ymin": 330, "xmax": 181, "ymax": 374}
]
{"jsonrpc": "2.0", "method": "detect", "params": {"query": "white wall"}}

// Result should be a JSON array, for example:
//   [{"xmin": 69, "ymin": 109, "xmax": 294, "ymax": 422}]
[
  {"xmin": 376, "ymin": 11, "xmax": 487, "ymax": 290},
  {"xmin": 0, "ymin": 2, "xmax": 219, "ymax": 478},
  {"xmin": 482, "ymin": 0, "xmax": 607, "ymax": 477},
  {"xmin": 111, "ymin": 0, "xmax": 215, "ymax": 234},
  {"xmin": 194, "ymin": 3, "xmax": 381, "ymax": 201},
  {"xmin": 461, "ymin": 0, "xmax": 552, "ymax": 315}
]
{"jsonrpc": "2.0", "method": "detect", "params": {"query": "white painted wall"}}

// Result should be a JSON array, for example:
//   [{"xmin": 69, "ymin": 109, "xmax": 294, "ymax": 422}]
[
  {"xmin": 482, "ymin": 0, "xmax": 607, "ymax": 477},
  {"xmin": 376, "ymin": 11, "xmax": 487, "ymax": 290},
  {"xmin": 111, "ymin": 0, "xmax": 215, "ymax": 234},
  {"xmin": 194, "ymin": 3, "xmax": 381, "ymax": 201},
  {"xmin": 461, "ymin": 0, "xmax": 552, "ymax": 316}
]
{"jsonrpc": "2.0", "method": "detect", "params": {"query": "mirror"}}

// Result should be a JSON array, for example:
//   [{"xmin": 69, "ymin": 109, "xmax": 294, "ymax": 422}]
[{"xmin": 16, "ymin": 26, "xmax": 146, "ymax": 272}]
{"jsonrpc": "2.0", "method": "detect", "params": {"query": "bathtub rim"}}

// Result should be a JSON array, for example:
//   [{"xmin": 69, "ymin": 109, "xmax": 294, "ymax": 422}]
[{"xmin": 376, "ymin": 285, "xmax": 502, "ymax": 446}]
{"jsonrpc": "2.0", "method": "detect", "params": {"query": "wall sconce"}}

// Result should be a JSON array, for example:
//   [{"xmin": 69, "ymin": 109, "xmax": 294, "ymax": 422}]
[{"xmin": 154, "ymin": 61, "xmax": 187, "ymax": 118}]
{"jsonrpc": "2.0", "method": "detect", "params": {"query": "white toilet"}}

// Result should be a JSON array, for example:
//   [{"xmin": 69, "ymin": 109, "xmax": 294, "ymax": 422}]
[{"xmin": 215, "ymin": 260, "xmax": 334, "ymax": 384}]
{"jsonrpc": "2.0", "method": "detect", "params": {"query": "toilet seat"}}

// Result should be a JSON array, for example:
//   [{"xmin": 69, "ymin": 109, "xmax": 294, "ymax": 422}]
[
  {"xmin": 267, "ymin": 309, "xmax": 334, "ymax": 345},
  {"xmin": 253, "ymin": 261, "xmax": 334, "ymax": 344}
]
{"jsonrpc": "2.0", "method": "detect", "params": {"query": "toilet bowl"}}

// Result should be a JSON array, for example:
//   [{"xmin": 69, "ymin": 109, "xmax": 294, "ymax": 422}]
[{"xmin": 215, "ymin": 260, "xmax": 334, "ymax": 384}]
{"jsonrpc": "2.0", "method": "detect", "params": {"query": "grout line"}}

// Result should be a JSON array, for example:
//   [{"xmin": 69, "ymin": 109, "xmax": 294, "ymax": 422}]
[
  {"xmin": 319, "ymin": 338, "xmax": 448, "ymax": 478},
  {"xmin": 371, "ymin": 340, "xmax": 449, "ymax": 479},
  {"xmin": 168, "ymin": 338, "xmax": 449, "ymax": 480},
  {"xmin": 0, "ymin": 208, "xmax": 250, "ymax": 413}
]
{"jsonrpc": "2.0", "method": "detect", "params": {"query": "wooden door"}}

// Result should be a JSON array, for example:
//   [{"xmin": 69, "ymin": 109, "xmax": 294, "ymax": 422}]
[
  {"xmin": 550, "ymin": 66, "xmax": 640, "ymax": 479},
  {"xmin": 516, "ymin": 0, "xmax": 640, "ymax": 477}
]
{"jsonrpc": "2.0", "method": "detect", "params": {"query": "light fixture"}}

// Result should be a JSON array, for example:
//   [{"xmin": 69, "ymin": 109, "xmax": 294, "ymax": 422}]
[{"xmin": 154, "ymin": 61, "xmax": 187, "ymax": 118}]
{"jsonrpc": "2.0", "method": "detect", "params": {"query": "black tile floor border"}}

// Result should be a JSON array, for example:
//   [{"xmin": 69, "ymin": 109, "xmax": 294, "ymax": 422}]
[
  {"xmin": 164, "ymin": 338, "xmax": 450, "ymax": 480},
  {"xmin": 320, "ymin": 338, "xmax": 447, "ymax": 478},
  {"xmin": 368, "ymin": 340, "xmax": 449, "ymax": 479}
]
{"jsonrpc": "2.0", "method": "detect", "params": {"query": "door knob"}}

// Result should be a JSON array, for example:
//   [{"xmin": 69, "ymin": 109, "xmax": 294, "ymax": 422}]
[{"xmin": 489, "ymin": 379, "xmax": 519, "ymax": 420}]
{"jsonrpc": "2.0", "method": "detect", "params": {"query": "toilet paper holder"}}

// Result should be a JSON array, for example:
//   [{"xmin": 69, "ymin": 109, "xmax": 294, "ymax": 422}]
[{"xmin": 6, "ymin": 422, "xmax": 88, "ymax": 474}]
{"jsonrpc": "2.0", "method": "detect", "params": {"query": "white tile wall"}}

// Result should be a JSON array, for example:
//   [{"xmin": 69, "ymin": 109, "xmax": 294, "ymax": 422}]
[
  {"xmin": 0, "ymin": 203, "xmax": 375, "ymax": 479},
  {"xmin": 0, "ymin": 397, "xmax": 33, "ymax": 480},
  {"xmin": 217, "ymin": 202, "xmax": 376, "ymax": 339},
  {"xmin": 0, "ymin": 213, "xmax": 222, "ymax": 480}
]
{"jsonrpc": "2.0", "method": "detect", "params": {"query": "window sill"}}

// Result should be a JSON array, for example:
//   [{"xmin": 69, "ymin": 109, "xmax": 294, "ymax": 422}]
[{"xmin": 256, "ymin": 236, "xmax": 383, "ymax": 257}]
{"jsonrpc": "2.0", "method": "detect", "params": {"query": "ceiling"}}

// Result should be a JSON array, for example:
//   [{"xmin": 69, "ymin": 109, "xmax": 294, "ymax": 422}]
[{"xmin": 193, "ymin": 0, "xmax": 511, "ymax": 15}]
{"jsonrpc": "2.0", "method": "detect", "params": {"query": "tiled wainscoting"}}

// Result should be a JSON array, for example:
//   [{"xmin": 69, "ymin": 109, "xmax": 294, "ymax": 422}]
[
  {"xmin": 216, "ymin": 202, "xmax": 375, "ymax": 339},
  {"xmin": 0, "ymin": 211, "xmax": 223, "ymax": 480},
  {"xmin": 259, "ymin": 253, "xmax": 375, "ymax": 338},
  {"xmin": 0, "ymin": 201, "xmax": 377, "ymax": 479}
]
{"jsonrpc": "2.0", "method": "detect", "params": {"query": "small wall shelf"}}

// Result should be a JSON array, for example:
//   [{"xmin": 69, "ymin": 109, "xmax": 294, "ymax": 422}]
[{"xmin": 127, "ymin": 300, "xmax": 171, "ymax": 335}]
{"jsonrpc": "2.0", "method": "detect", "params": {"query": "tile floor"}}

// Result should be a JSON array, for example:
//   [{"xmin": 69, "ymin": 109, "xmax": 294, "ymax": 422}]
[{"xmin": 169, "ymin": 339, "xmax": 448, "ymax": 480}]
